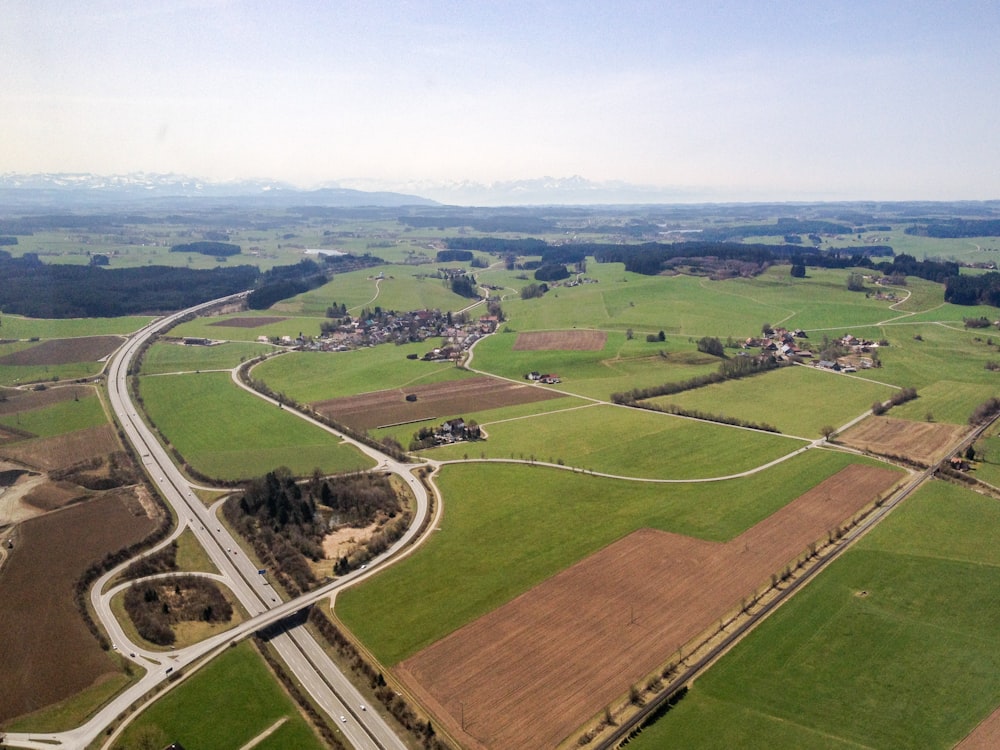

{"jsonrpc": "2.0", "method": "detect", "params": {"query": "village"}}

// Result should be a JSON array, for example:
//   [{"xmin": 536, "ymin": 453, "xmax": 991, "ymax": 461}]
[{"xmin": 744, "ymin": 326, "xmax": 883, "ymax": 372}]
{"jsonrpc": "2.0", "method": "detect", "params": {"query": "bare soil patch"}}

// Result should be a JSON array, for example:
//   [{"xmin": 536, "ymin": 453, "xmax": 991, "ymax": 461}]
[
  {"xmin": 838, "ymin": 416, "xmax": 966, "ymax": 465},
  {"xmin": 322, "ymin": 521, "xmax": 379, "ymax": 560},
  {"xmin": 22, "ymin": 480, "xmax": 90, "ymax": 512},
  {"xmin": 313, "ymin": 376, "xmax": 564, "ymax": 432},
  {"xmin": 955, "ymin": 705, "xmax": 1000, "ymax": 750},
  {"xmin": 208, "ymin": 316, "xmax": 287, "ymax": 328},
  {"xmin": 0, "ymin": 488, "xmax": 159, "ymax": 722},
  {"xmin": 0, "ymin": 384, "xmax": 94, "ymax": 415},
  {"xmin": 0, "ymin": 336, "xmax": 123, "ymax": 366},
  {"xmin": 0, "ymin": 424, "xmax": 119, "ymax": 471},
  {"xmin": 512, "ymin": 329, "xmax": 607, "ymax": 351},
  {"xmin": 397, "ymin": 463, "xmax": 901, "ymax": 749}
]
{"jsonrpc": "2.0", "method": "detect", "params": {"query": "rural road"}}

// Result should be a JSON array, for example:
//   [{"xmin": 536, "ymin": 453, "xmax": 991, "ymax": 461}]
[{"xmin": 3, "ymin": 293, "xmax": 425, "ymax": 750}]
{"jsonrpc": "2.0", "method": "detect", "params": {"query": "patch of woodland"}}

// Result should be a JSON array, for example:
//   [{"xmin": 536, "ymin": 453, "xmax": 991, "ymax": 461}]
[
  {"xmin": 124, "ymin": 574, "xmax": 233, "ymax": 646},
  {"xmin": 223, "ymin": 468, "xmax": 406, "ymax": 596},
  {"xmin": 50, "ymin": 451, "xmax": 138, "ymax": 490}
]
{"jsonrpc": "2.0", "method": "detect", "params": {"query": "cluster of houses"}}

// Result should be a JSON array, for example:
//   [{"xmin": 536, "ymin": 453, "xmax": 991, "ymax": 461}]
[
  {"xmin": 744, "ymin": 328, "xmax": 880, "ymax": 372},
  {"xmin": 524, "ymin": 371, "xmax": 562, "ymax": 384},
  {"xmin": 412, "ymin": 417, "xmax": 483, "ymax": 448},
  {"xmin": 257, "ymin": 310, "xmax": 499, "ymax": 357}
]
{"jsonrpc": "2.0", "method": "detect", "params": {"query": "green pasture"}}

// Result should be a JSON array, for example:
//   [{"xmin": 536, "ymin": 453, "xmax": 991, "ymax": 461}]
[
  {"xmin": 139, "ymin": 371, "xmax": 372, "ymax": 480},
  {"xmin": 140, "ymin": 340, "xmax": 277, "ymax": 375},
  {"xmin": 629, "ymin": 482, "xmax": 1000, "ymax": 750},
  {"xmin": 469, "ymin": 329, "xmax": 723, "ymax": 401},
  {"xmin": 0, "ymin": 392, "xmax": 107, "ymax": 437},
  {"xmin": 252, "ymin": 344, "xmax": 477, "ymax": 403},
  {"xmin": 337, "ymin": 449, "xmax": 892, "ymax": 665},
  {"xmin": 648, "ymin": 364, "xmax": 895, "ymax": 438},
  {"xmin": 420, "ymin": 403, "xmax": 807, "ymax": 479},
  {"xmin": 170, "ymin": 311, "xmax": 328, "ymax": 342},
  {"xmin": 0, "ymin": 361, "xmax": 105, "ymax": 388},
  {"xmin": 969, "ymin": 420, "xmax": 1000, "ymax": 487},
  {"xmin": 273, "ymin": 264, "xmax": 482, "ymax": 316},
  {"xmin": 888, "ymin": 379, "xmax": 995, "ymax": 425},
  {"xmin": 851, "ymin": 322, "xmax": 1000, "ymax": 398},
  {"xmin": 0, "ymin": 313, "xmax": 150, "ymax": 339},
  {"xmin": 110, "ymin": 640, "xmax": 327, "ymax": 750}
]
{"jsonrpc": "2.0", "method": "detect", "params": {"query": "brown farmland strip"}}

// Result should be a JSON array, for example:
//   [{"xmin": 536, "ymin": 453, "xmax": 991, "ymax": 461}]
[
  {"xmin": 397, "ymin": 463, "xmax": 901, "ymax": 749},
  {"xmin": 207, "ymin": 316, "xmax": 287, "ymax": 328},
  {"xmin": 955, "ymin": 705, "xmax": 1000, "ymax": 750},
  {"xmin": 0, "ymin": 336, "xmax": 123, "ymax": 366},
  {"xmin": 513, "ymin": 330, "xmax": 607, "ymax": 351},
  {"xmin": 0, "ymin": 385, "xmax": 94, "ymax": 416},
  {"xmin": 0, "ymin": 489, "xmax": 158, "ymax": 722},
  {"xmin": 312, "ymin": 376, "xmax": 563, "ymax": 432},
  {"xmin": 838, "ymin": 416, "xmax": 966, "ymax": 465}
]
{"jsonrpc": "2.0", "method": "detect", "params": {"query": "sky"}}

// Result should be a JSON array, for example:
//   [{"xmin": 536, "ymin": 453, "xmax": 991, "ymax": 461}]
[{"xmin": 3, "ymin": 0, "xmax": 1000, "ymax": 203}]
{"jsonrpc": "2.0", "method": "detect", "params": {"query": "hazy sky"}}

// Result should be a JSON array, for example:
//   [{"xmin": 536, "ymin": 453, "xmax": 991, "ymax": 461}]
[{"xmin": 4, "ymin": 0, "xmax": 1000, "ymax": 201}]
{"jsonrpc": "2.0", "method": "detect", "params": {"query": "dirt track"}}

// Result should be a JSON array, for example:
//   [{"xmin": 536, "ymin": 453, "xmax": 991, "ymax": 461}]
[{"xmin": 397, "ymin": 463, "xmax": 901, "ymax": 749}]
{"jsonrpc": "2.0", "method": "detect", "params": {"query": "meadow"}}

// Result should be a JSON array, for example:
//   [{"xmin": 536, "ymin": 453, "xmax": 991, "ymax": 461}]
[
  {"xmin": 627, "ymin": 481, "xmax": 1000, "ymax": 750},
  {"xmin": 139, "ymin": 371, "xmax": 373, "ymax": 480},
  {"xmin": 418, "ymin": 402, "xmax": 807, "ymax": 479},
  {"xmin": 170, "ymin": 310, "xmax": 329, "ymax": 342},
  {"xmin": 0, "ymin": 391, "xmax": 107, "ymax": 437},
  {"xmin": 648, "ymin": 364, "xmax": 896, "ymax": 438},
  {"xmin": 0, "ymin": 313, "xmax": 151, "ymax": 339},
  {"xmin": 252, "ymin": 343, "xmax": 477, "ymax": 403},
  {"xmin": 140, "ymin": 340, "xmax": 277, "ymax": 375},
  {"xmin": 110, "ymin": 641, "xmax": 327, "ymax": 750},
  {"xmin": 336, "ymin": 448, "xmax": 879, "ymax": 665}
]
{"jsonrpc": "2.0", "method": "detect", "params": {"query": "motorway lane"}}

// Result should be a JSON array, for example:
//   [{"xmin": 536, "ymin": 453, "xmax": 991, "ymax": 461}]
[{"xmin": 4, "ymin": 295, "xmax": 413, "ymax": 750}]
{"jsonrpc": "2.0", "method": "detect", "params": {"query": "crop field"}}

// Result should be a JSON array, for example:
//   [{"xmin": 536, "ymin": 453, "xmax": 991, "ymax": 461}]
[
  {"xmin": 0, "ymin": 383, "xmax": 94, "ymax": 415},
  {"xmin": 313, "ymin": 375, "xmax": 565, "ymax": 431},
  {"xmin": 398, "ymin": 464, "xmax": 900, "ymax": 749},
  {"xmin": 0, "ymin": 314, "xmax": 152, "ymax": 339},
  {"xmin": 838, "ymin": 416, "xmax": 968, "ymax": 464},
  {"xmin": 207, "ymin": 315, "xmax": 288, "ymax": 328},
  {"xmin": 171, "ymin": 311, "xmax": 328, "ymax": 342},
  {"xmin": 645, "ymin": 364, "xmax": 896, "ymax": 438},
  {"xmin": 252, "ymin": 343, "xmax": 477, "ymax": 403},
  {"xmin": 512, "ymin": 329, "xmax": 607, "ymax": 350},
  {"xmin": 471, "ymin": 330, "xmax": 723, "ymax": 401},
  {"xmin": 0, "ymin": 489, "xmax": 158, "ymax": 724},
  {"xmin": 0, "ymin": 392, "xmax": 106, "ymax": 438},
  {"xmin": 421, "ymin": 403, "xmax": 806, "ymax": 479},
  {"xmin": 0, "ymin": 335, "xmax": 122, "ymax": 366},
  {"xmin": 335, "ymin": 449, "xmax": 889, "ymax": 666},
  {"xmin": 140, "ymin": 340, "xmax": 276, "ymax": 375},
  {"xmin": 110, "ymin": 641, "xmax": 326, "ymax": 750},
  {"xmin": 139, "ymin": 371, "xmax": 373, "ymax": 479},
  {"xmin": 627, "ymin": 481, "xmax": 1000, "ymax": 750},
  {"xmin": 0, "ymin": 425, "xmax": 119, "ymax": 470}
]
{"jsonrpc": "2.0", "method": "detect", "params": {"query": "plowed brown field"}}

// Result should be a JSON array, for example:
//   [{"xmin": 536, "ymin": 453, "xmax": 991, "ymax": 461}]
[
  {"xmin": 0, "ymin": 489, "xmax": 158, "ymax": 722},
  {"xmin": 0, "ymin": 336, "xmax": 123, "ymax": 366},
  {"xmin": 955, "ymin": 705, "xmax": 1000, "ymax": 750},
  {"xmin": 208, "ymin": 316, "xmax": 287, "ymax": 328},
  {"xmin": 0, "ymin": 424, "xmax": 119, "ymax": 470},
  {"xmin": 397, "ymin": 463, "xmax": 902, "ymax": 749},
  {"xmin": 513, "ymin": 330, "xmax": 607, "ymax": 351},
  {"xmin": 312, "ymin": 376, "xmax": 564, "ymax": 431},
  {"xmin": 838, "ymin": 416, "xmax": 966, "ymax": 465},
  {"xmin": 0, "ymin": 384, "xmax": 94, "ymax": 415}
]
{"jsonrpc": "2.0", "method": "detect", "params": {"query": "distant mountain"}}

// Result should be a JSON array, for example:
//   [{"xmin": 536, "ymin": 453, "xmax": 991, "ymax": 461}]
[
  {"xmin": 0, "ymin": 173, "xmax": 438, "ymax": 210},
  {"xmin": 335, "ymin": 175, "xmax": 712, "ymax": 206}
]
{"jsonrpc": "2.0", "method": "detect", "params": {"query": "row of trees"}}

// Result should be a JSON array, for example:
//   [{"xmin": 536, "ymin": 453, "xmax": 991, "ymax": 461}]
[{"xmin": 612, "ymin": 355, "xmax": 781, "ymax": 404}]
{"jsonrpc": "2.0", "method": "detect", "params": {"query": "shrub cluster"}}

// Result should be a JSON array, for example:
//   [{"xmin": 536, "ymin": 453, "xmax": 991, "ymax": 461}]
[
  {"xmin": 637, "ymin": 402, "xmax": 780, "ymax": 433},
  {"xmin": 969, "ymin": 397, "xmax": 1000, "ymax": 425},
  {"xmin": 124, "ymin": 575, "xmax": 233, "ymax": 646},
  {"xmin": 122, "ymin": 540, "xmax": 178, "ymax": 580}
]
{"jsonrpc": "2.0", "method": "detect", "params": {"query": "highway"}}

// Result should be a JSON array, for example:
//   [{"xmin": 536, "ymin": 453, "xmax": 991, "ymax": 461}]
[{"xmin": 4, "ymin": 294, "xmax": 423, "ymax": 750}]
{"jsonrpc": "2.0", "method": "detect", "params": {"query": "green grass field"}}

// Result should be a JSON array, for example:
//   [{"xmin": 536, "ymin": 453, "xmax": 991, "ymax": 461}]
[
  {"xmin": 419, "ymin": 403, "xmax": 807, "ymax": 478},
  {"xmin": 140, "ymin": 340, "xmax": 277, "ymax": 375},
  {"xmin": 110, "ymin": 641, "xmax": 327, "ymax": 750},
  {"xmin": 627, "ymin": 481, "xmax": 1000, "ymax": 750},
  {"xmin": 0, "ymin": 392, "xmax": 107, "ymax": 436},
  {"xmin": 0, "ymin": 313, "xmax": 151, "ymax": 339},
  {"xmin": 139, "ymin": 371, "xmax": 373, "ymax": 480},
  {"xmin": 170, "ymin": 311, "xmax": 329, "ymax": 342},
  {"xmin": 336, "ymin": 449, "xmax": 886, "ymax": 665},
  {"xmin": 648, "ymin": 364, "xmax": 895, "ymax": 438},
  {"xmin": 252, "ymin": 344, "xmax": 478, "ymax": 403}
]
